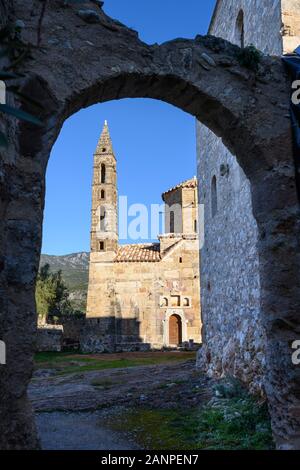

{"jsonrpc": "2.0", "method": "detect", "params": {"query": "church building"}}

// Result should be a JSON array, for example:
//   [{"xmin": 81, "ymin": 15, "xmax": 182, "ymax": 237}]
[{"xmin": 83, "ymin": 121, "xmax": 202, "ymax": 352}]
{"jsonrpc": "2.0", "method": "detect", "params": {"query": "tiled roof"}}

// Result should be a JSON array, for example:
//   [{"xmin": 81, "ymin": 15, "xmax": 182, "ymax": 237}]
[
  {"xmin": 162, "ymin": 177, "xmax": 197, "ymax": 200},
  {"xmin": 114, "ymin": 243, "xmax": 161, "ymax": 263}
]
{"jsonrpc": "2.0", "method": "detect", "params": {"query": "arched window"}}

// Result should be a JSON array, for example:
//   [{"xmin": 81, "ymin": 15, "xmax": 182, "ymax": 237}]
[
  {"xmin": 170, "ymin": 211, "xmax": 175, "ymax": 233},
  {"xmin": 235, "ymin": 9, "xmax": 245, "ymax": 48},
  {"xmin": 194, "ymin": 219, "xmax": 197, "ymax": 233},
  {"xmin": 100, "ymin": 189, "xmax": 105, "ymax": 199},
  {"xmin": 101, "ymin": 164, "xmax": 106, "ymax": 184},
  {"xmin": 211, "ymin": 175, "xmax": 218, "ymax": 218},
  {"xmin": 100, "ymin": 206, "xmax": 106, "ymax": 231}
]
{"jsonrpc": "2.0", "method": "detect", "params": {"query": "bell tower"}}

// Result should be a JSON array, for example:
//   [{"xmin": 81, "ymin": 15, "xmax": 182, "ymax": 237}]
[{"xmin": 90, "ymin": 120, "xmax": 118, "ymax": 253}]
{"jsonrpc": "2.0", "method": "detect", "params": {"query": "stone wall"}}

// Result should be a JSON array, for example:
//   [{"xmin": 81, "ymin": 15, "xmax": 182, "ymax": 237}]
[
  {"xmin": 0, "ymin": 0, "xmax": 11, "ymax": 28},
  {"xmin": 196, "ymin": 128, "xmax": 265, "ymax": 393},
  {"xmin": 36, "ymin": 325, "xmax": 63, "ymax": 352},
  {"xmin": 61, "ymin": 316, "xmax": 85, "ymax": 350},
  {"xmin": 196, "ymin": 0, "xmax": 287, "ymax": 394},
  {"xmin": 80, "ymin": 317, "xmax": 151, "ymax": 353},
  {"xmin": 210, "ymin": 0, "xmax": 283, "ymax": 55}
]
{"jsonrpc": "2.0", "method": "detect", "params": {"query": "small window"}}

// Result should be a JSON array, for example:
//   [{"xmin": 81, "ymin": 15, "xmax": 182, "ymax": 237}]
[
  {"xmin": 171, "ymin": 295, "xmax": 180, "ymax": 307},
  {"xmin": 194, "ymin": 220, "xmax": 197, "ymax": 233},
  {"xmin": 211, "ymin": 175, "xmax": 218, "ymax": 218},
  {"xmin": 99, "ymin": 241, "xmax": 105, "ymax": 251},
  {"xmin": 102, "ymin": 148, "xmax": 106, "ymax": 153},
  {"xmin": 235, "ymin": 9, "xmax": 245, "ymax": 48},
  {"xmin": 179, "ymin": 257, "xmax": 183, "ymax": 264},
  {"xmin": 100, "ymin": 206, "xmax": 106, "ymax": 231},
  {"xmin": 170, "ymin": 211, "xmax": 175, "ymax": 233},
  {"xmin": 101, "ymin": 164, "xmax": 106, "ymax": 184},
  {"xmin": 101, "ymin": 190, "xmax": 105, "ymax": 199}
]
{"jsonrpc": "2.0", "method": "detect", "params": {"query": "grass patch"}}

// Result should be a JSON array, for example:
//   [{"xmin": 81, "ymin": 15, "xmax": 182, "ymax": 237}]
[
  {"xmin": 237, "ymin": 44, "xmax": 262, "ymax": 71},
  {"xmin": 105, "ymin": 397, "xmax": 274, "ymax": 450},
  {"xmin": 90, "ymin": 378, "xmax": 118, "ymax": 388},
  {"xmin": 34, "ymin": 351, "xmax": 196, "ymax": 375},
  {"xmin": 35, "ymin": 351, "xmax": 93, "ymax": 364},
  {"xmin": 157, "ymin": 379, "xmax": 188, "ymax": 390}
]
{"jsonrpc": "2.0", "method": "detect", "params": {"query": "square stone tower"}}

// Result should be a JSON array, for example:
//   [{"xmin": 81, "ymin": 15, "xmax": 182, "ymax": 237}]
[{"xmin": 162, "ymin": 177, "xmax": 198, "ymax": 235}]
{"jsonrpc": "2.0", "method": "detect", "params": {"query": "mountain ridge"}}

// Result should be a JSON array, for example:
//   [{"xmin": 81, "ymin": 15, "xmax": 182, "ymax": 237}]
[{"xmin": 40, "ymin": 252, "xmax": 90, "ymax": 313}]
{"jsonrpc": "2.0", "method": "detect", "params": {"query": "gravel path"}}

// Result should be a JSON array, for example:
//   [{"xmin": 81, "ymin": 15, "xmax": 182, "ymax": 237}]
[{"xmin": 36, "ymin": 411, "xmax": 139, "ymax": 450}]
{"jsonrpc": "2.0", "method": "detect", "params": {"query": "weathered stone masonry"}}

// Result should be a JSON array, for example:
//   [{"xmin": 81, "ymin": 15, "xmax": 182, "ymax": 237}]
[
  {"xmin": 197, "ymin": 0, "xmax": 300, "ymax": 397},
  {"xmin": 84, "ymin": 121, "xmax": 201, "ymax": 352},
  {"xmin": 196, "ymin": 0, "xmax": 300, "ymax": 445},
  {"xmin": 0, "ymin": 0, "xmax": 299, "ymax": 449}
]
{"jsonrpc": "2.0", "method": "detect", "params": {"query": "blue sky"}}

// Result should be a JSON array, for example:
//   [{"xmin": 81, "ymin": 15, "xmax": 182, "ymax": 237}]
[{"xmin": 42, "ymin": 0, "xmax": 216, "ymax": 255}]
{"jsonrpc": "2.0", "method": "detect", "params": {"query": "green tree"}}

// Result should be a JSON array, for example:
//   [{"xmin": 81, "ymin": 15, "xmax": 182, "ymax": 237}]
[{"xmin": 36, "ymin": 264, "xmax": 72, "ymax": 324}]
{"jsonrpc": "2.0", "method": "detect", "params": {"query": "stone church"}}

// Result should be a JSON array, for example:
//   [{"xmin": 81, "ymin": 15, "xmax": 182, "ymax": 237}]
[{"xmin": 83, "ymin": 121, "xmax": 202, "ymax": 352}]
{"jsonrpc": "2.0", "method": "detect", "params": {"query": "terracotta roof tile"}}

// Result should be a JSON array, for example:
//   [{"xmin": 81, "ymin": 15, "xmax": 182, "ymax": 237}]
[
  {"xmin": 114, "ymin": 243, "xmax": 161, "ymax": 263},
  {"xmin": 162, "ymin": 177, "xmax": 197, "ymax": 200}
]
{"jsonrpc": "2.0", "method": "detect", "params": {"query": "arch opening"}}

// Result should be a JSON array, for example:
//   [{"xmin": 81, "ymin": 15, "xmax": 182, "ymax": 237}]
[
  {"xmin": 27, "ymin": 70, "xmax": 296, "ymax": 448},
  {"xmin": 169, "ymin": 314, "xmax": 182, "ymax": 346},
  {"xmin": 101, "ymin": 164, "xmax": 106, "ymax": 184},
  {"xmin": 2, "ymin": 6, "xmax": 298, "ymax": 449},
  {"xmin": 235, "ymin": 9, "xmax": 245, "ymax": 48},
  {"xmin": 211, "ymin": 175, "xmax": 217, "ymax": 218}
]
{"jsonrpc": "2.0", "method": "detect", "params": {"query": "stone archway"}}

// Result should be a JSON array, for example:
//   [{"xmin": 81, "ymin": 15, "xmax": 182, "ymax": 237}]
[{"xmin": 0, "ymin": 0, "xmax": 300, "ymax": 449}]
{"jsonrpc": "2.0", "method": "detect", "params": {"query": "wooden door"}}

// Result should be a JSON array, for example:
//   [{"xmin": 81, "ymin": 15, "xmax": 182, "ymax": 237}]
[{"xmin": 169, "ymin": 314, "xmax": 182, "ymax": 345}]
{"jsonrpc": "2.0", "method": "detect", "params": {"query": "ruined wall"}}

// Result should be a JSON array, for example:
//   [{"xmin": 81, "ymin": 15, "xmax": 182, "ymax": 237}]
[
  {"xmin": 196, "ymin": 129, "xmax": 265, "ymax": 393},
  {"xmin": 210, "ymin": 0, "xmax": 283, "ymax": 55},
  {"xmin": 0, "ymin": 0, "xmax": 11, "ymax": 28},
  {"xmin": 36, "ymin": 325, "xmax": 63, "ymax": 352},
  {"xmin": 61, "ymin": 316, "xmax": 85, "ymax": 350},
  {"xmin": 196, "ymin": 0, "xmax": 285, "ymax": 393}
]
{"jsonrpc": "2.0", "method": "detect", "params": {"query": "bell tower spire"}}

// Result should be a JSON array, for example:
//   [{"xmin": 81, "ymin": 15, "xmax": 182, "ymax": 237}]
[{"xmin": 90, "ymin": 120, "xmax": 118, "ymax": 254}]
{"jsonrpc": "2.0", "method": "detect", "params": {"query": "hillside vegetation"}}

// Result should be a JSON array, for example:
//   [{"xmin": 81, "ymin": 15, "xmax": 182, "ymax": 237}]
[{"xmin": 40, "ymin": 252, "xmax": 89, "ymax": 313}]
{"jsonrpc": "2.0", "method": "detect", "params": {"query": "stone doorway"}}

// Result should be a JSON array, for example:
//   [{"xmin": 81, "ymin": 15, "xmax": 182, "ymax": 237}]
[
  {"xmin": 163, "ymin": 310, "xmax": 188, "ymax": 347},
  {"xmin": 169, "ymin": 314, "xmax": 182, "ymax": 346}
]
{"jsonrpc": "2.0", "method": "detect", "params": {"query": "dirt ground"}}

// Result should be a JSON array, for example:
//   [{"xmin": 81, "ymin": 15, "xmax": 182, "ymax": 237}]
[
  {"xmin": 30, "ymin": 351, "xmax": 273, "ymax": 450},
  {"xmin": 30, "ymin": 352, "xmax": 213, "ymax": 449},
  {"xmin": 30, "ymin": 352, "xmax": 211, "ymax": 413}
]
